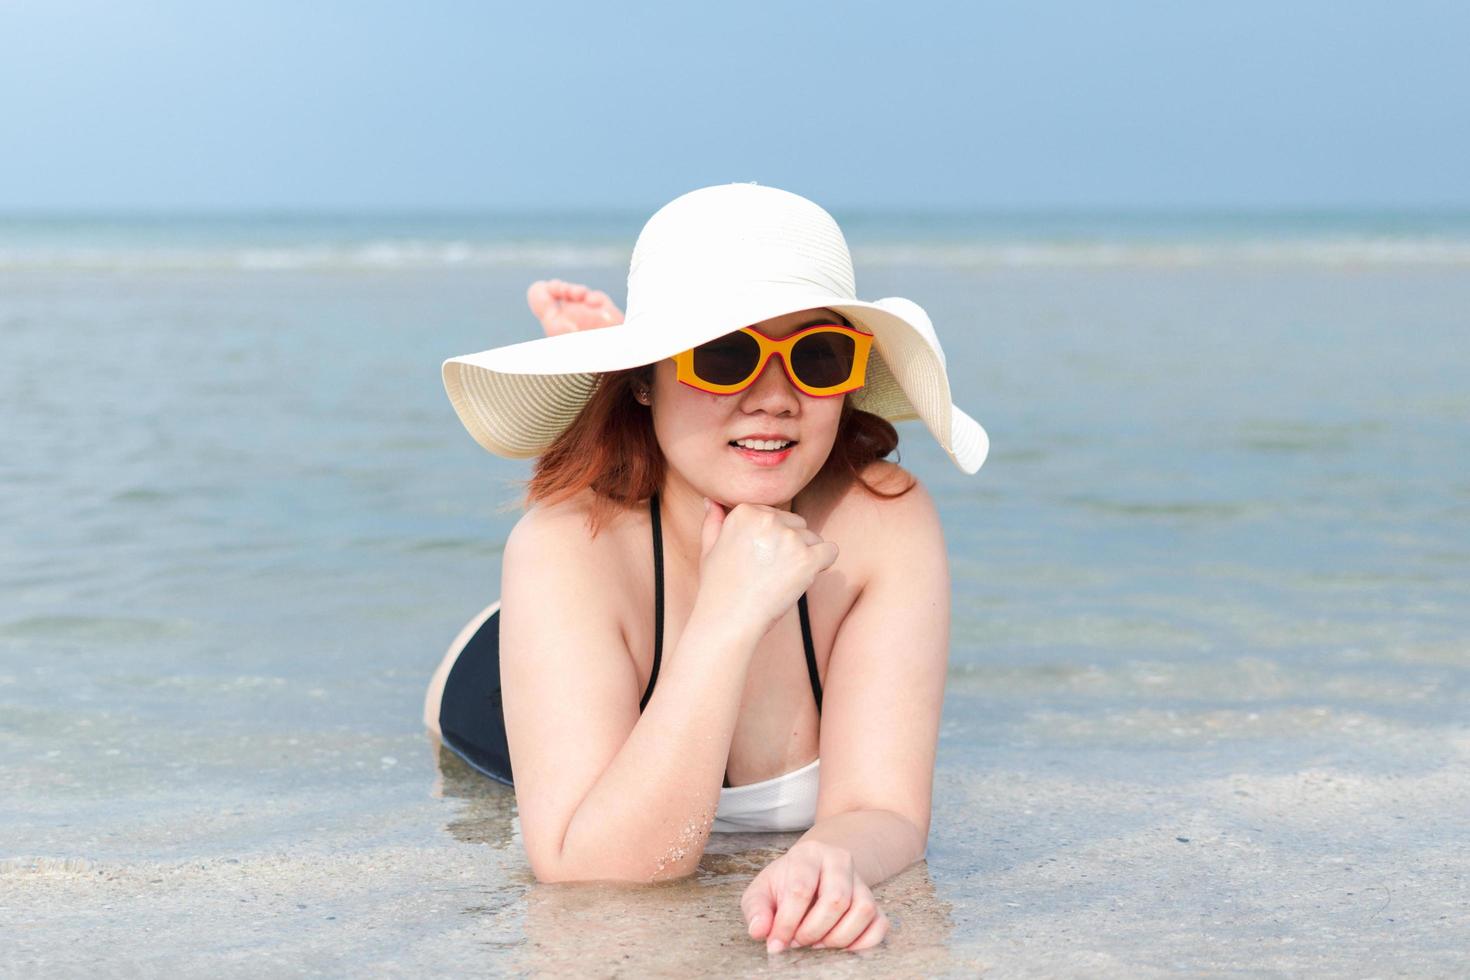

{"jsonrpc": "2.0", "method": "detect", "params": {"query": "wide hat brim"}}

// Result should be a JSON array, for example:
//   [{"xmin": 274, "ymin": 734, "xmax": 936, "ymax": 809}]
[{"xmin": 443, "ymin": 289, "xmax": 988, "ymax": 474}]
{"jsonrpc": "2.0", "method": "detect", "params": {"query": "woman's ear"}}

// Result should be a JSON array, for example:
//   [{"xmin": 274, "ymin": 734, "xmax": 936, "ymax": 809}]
[{"xmin": 633, "ymin": 366, "xmax": 656, "ymax": 405}]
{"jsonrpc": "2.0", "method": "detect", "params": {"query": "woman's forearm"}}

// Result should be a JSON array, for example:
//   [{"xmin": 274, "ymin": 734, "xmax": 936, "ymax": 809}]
[
  {"xmin": 542, "ymin": 601, "xmax": 761, "ymax": 882},
  {"xmin": 795, "ymin": 809, "xmax": 928, "ymax": 888}
]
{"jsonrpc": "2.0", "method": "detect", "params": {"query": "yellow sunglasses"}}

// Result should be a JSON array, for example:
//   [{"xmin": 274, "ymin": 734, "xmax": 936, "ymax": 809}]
[{"xmin": 672, "ymin": 323, "xmax": 873, "ymax": 397}]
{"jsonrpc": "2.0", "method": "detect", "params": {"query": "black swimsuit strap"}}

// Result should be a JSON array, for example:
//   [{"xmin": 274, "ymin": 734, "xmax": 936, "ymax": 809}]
[
  {"xmin": 798, "ymin": 593, "xmax": 822, "ymax": 713},
  {"xmin": 644, "ymin": 493, "xmax": 821, "ymax": 714},
  {"xmin": 640, "ymin": 492, "xmax": 665, "ymax": 711}
]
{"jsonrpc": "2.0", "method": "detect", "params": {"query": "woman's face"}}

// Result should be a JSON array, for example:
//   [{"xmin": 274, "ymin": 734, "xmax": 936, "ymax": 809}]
[{"xmin": 650, "ymin": 308, "xmax": 848, "ymax": 509}]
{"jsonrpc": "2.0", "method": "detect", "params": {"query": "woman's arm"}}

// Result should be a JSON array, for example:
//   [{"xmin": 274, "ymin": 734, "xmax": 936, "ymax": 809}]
[
  {"xmin": 810, "ymin": 473, "xmax": 948, "ymax": 851},
  {"xmin": 743, "ymin": 470, "xmax": 950, "ymax": 949},
  {"xmin": 503, "ymin": 499, "xmax": 837, "ymax": 883}
]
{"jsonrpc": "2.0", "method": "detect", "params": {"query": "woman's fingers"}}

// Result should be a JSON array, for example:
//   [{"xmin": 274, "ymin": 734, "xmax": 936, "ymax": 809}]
[
  {"xmin": 739, "ymin": 877, "xmax": 776, "ymax": 941},
  {"xmin": 790, "ymin": 849, "xmax": 855, "ymax": 947},
  {"xmin": 775, "ymin": 510, "xmax": 808, "ymax": 529},
  {"xmin": 738, "ymin": 511, "xmax": 830, "ymax": 568},
  {"xmin": 843, "ymin": 909, "xmax": 890, "ymax": 951},
  {"xmin": 742, "ymin": 846, "xmax": 886, "ymax": 955},
  {"xmin": 729, "ymin": 504, "xmax": 805, "ymax": 530},
  {"xmin": 745, "ymin": 512, "xmax": 834, "ymax": 565},
  {"xmin": 813, "ymin": 878, "xmax": 880, "ymax": 949},
  {"xmin": 763, "ymin": 862, "xmax": 819, "ymax": 952}
]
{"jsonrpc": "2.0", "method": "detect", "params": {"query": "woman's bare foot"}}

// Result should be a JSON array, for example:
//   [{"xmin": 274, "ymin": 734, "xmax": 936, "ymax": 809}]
[{"xmin": 526, "ymin": 279, "xmax": 625, "ymax": 336}]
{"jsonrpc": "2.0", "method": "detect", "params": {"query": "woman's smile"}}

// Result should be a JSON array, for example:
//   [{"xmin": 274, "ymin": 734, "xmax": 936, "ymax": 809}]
[
  {"xmin": 729, "ymin": 442, "xmax": 797, "ymax": 466},
  {"xmin": 728, "ymin": 431, "xmax": 800, "ymax": 466}
]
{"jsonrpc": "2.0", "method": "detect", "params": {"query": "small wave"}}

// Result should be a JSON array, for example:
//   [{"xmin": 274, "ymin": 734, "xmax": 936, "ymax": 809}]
[
  {"xmin": 853, "ymin": 239, "xmax": 1470, "ymax": 267},
  {"xmin": 1234, "ymin": 419, "xmax": 1384, "ymax": 454},
  {"xmin": 4, "ymin": 237, "xmax": 1470, "ymax": 271},
  {"xmin": 0, "ymin": 241, "xmax": 631, "ymax": 272},
  {"xmin": 404, "ymin": 538, "xmax": 506, "ymax": 555},
  {"xmin": 1058, "ymin": 495, "xmax": 1253, "ymax": 520},
  {"xmin": 0, "ymin": 856, "xmax": 99, "ymax": 876},
  {"xmin": 108, "ymin": 674, "xmax": 290, "ymax": 693},
  {"xmin": 111, "ymin": 487, "xmax": 173, "ymax": 505},
  {"xmin": 1025, "ymin": 704, "xmax": 1407, "ymax": 745},
  {"xmin": 0, "ymin": 615, "xmax": 193, "ymax": 641}
]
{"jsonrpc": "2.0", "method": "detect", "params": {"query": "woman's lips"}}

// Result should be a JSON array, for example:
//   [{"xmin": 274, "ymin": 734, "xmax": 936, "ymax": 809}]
[{"xmin": 729, "ymin": 443, "xmax": 795, "ymax": 466}]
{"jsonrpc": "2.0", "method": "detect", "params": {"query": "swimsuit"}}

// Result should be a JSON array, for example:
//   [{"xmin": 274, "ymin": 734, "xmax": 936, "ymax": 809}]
[{"xmin": 436, "ymin": 492, "xmax": 823, "ymax": 832}]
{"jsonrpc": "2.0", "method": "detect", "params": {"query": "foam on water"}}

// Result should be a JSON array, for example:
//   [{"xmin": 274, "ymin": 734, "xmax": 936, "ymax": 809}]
[
  {"xmin": 3, "ymin": 209, "xmax": 1470, "ymax": 270},
  {"xmin": 6, "ymin": 237, "xmax": 1470, "ymax": 271}
]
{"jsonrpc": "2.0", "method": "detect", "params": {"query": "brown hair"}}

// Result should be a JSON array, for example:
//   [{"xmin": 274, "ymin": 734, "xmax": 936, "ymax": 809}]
[{"xmin": 523, "ymin": 361, "xmax": 916, "ymax": 536}]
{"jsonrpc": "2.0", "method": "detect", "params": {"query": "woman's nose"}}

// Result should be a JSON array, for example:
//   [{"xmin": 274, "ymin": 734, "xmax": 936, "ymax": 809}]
[{"xmin": 738, "ymin": 354, "xmax": 800, "ymax": 414}]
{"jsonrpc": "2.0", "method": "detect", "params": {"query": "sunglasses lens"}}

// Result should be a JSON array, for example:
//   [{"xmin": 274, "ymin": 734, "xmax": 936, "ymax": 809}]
[
  {"xmin": 790, "ymin": 330, "xmax": 857, "ymax": 389},
  {"xmin": 692, "ymin": 330, "xmax": 762, "ymax": 386}
]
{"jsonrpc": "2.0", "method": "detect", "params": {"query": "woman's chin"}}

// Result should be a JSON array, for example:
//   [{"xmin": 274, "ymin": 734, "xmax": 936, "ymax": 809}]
[{"xmin": 710, "ymin": 468, "xmax": 815, "ymax": 508}]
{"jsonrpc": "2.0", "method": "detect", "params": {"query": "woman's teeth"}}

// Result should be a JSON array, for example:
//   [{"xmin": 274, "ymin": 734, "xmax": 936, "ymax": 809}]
[{"xmin": 731, "ymin": 439, "xmax": 793, "ymax": 451}]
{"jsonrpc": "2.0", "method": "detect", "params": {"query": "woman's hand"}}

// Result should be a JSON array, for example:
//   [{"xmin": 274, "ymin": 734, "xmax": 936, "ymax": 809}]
[
  {"xmin": 527, "ymin": 279, "xmax": 624, "ymax": 336},
  {"xmin": 698, "ymin": 501, "xmax": 839, "ymax": 638},
  {"xmin": 741, "ymin": 840, "xmax": 889, "ymax": 952}
]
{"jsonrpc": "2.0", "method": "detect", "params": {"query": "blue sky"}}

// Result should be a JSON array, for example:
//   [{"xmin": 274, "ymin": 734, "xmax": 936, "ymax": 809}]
[{"xmin": 2, "ymin": 0, "xmax": 1466, "ymax": 211}]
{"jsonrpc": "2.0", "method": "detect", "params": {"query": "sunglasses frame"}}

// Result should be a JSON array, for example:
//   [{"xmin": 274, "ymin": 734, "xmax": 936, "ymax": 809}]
[{"xmin": 672, "ymin": 323, "xmax": 873, "ymax": 397}]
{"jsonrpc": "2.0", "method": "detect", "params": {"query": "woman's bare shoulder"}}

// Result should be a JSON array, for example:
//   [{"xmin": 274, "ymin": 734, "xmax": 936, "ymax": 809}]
[
  {"xmin": 816, "ymin": 459, "xmax": 935, "ymax": 527},
  {"xmin": 498, "ymin": 493, "xmax": 650, "ymax": 692},
  {"xmin": 814, "ymin": 461, "xmax": 943, "ymax": 576},
  {"xmin": 510, "ymin": 490, "xmax": 640, "ymax": 549},
  {"xmin": 505, "ymin": 491, "xmax": 644, "ymax": 596}
]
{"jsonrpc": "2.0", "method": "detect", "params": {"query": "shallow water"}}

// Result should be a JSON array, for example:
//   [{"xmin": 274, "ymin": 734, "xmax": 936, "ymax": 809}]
[{"xmin": 3, "ymin": 224, "xmax": 1469, "ymax": 974}]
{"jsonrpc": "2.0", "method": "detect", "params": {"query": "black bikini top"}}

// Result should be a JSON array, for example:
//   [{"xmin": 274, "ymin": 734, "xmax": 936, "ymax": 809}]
[{"xmin": 639, "ymin": 493, "xmax": 823, "ymax": 716}]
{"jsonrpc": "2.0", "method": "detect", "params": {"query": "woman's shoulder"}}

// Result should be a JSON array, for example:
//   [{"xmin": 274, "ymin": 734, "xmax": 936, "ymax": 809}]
[
  {"xmin": 505, "ymin": 490, "xmax": 645, "ymax": 588},
  {"xmin": 811, "ymin": 458, "xmax": 934, "ymax": 522},
  {"xmin": 809, "ymin": 460, "xmax": 943, "ymax": 574}
]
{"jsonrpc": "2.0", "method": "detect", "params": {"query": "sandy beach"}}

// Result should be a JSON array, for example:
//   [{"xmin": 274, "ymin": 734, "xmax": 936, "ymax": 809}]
[{"xmin": 7, "ymin": 729, "xmax": 1467, "ymax": 975}]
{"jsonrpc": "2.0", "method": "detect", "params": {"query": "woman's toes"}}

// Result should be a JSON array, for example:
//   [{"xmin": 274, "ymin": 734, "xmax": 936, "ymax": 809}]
[{"xmin": 526, "ymin": 280, "xmax": 552, "ymax": 313}]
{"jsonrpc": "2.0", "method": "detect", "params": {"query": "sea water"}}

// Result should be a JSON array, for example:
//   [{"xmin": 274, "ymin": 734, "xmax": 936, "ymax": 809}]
[{"xmin": 2, "ymin": 212, "xmax": 1468, "ymax": 975}]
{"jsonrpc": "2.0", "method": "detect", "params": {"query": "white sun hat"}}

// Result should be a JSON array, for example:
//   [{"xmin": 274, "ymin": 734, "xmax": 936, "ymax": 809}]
[{"xmin": 442, "ymin": 183, "xmax": 989, "ymax": 474}]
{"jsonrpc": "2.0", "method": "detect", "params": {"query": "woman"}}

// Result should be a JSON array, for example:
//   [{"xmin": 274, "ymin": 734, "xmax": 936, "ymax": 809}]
[{"xmin": 424, "ymin": 184, "xmax": 988, "ymax": 952}]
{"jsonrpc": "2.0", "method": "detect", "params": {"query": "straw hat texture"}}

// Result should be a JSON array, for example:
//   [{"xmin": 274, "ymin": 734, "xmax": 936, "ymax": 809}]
[{"xmin": 442, "ymin": 183, "xmax": 989, "ymax": 474}]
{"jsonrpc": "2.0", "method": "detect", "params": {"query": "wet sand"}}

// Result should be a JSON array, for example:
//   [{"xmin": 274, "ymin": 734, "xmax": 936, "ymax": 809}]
[{"xmin": 6, "ymin": 712, "xmax": 1467, "ymax": 976}]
